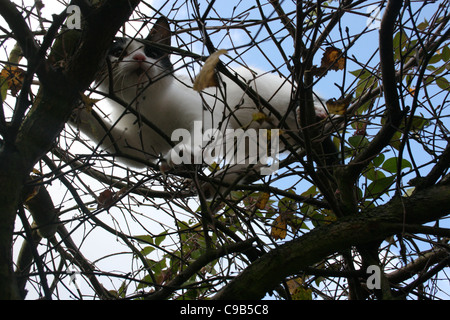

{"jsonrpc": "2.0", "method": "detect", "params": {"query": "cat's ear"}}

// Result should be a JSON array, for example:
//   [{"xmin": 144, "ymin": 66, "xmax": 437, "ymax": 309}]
[{"xmin": 147, "ymin": 16, "xmax": 171, "ymax": 47}]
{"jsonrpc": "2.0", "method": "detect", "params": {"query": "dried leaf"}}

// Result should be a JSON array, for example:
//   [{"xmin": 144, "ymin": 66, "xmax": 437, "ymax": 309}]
[
  {"xmin": 287, "ymin": 278, "xmax": 313, "ymax": 300},
  {"xmin": 266, "ymin": 128, "xmax": 282, "ymax": 141},
  {"xmin": 97, "ymin": 188, "xmax": 127, "ymax": 209},
  {"xmin": 193, "ymin": 49, "xmax": 228, "ymax": 91},
  {"xmin": 24, "ymin": 186, "xmax": 40, "ymax": 203},
  {"xmin": 0, "ymin": 66, "xmax": 25, "ymax": 96},
  {"xmin": 255, "ymin": 192, "xmax": 270, "ymax": 210},
  {"xmin": 80, "ymin": 93, "xmax": 100, "ymax": 112},
  {"xmin": 97, "ymin": 189, "xmax": 116, "ymax": 209},
  {"xmin": 24, "ymin": 170, "xmax": 43, "ymax": 203},
  {"xmin": 291, "ymin": 285, "xmax": 313, "ymax": 300},
  {"xmin": 287, "ymin": 278, "xmax": 303, "ymax": 292},
  {"xmin": 321, "ymin": 46, "xmax": 345, "ymax": 71},
  {"xmin": 279, "ymin": 196, "xmax": 297, "ymax": 215},
  {"xmin": 271, "ymin": 215, "xmax": 287, "ymax": 240},
  {"xmin": 252, "ymin": 111, "xmax": 268, "ymax": 124},
  {"xmin": 325, "ymin": 95, "xmax": 352, "ymax": 115},
  {"xmin": 311, "ymin": 46, "xmax": 345, "ymax": 77}
]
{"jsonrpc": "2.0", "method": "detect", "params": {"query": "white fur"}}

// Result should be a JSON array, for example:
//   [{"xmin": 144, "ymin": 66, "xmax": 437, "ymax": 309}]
[{"xmin": 71, "ymin": 37, "xmax": 327, "ymax": 197}]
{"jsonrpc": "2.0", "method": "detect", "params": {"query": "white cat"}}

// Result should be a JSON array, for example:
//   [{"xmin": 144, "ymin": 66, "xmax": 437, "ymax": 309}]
[{"xmin": 71, "ymin": 17, "xmax": 329, "ymax": 198}]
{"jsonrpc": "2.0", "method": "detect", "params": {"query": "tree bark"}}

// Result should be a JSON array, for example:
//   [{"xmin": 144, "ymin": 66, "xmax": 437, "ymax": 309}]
[{"xmin": 0, "ymin": 0, "xmax": 140, "ymax": 299}]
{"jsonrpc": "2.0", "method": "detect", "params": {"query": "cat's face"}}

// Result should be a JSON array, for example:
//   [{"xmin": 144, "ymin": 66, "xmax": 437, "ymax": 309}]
[
  {"xmin": 107, "ymin": 38, "xmax": 172, "ymax": 81},
  {"xmin": 97, "ymin": 17, "xmax": 173, "ymax": 96}
]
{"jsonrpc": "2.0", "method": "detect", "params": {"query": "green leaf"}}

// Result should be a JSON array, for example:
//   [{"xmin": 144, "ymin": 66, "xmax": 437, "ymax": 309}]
[
  {"xmin": 393, "ymin": 30, "xmax": 408, "ymax": 61},
  {"xmin": 0, "ymin": 77, "xmax": 8, "ymax": 101},
  {"xmin": 289, "ymin": 217, "xmax": 309, "ymax": 231},
  {"xmin": 436, "ymin": 77, "xmax": 450, "ymax": 91},
  {"xmin": 417, "ymin": 21, "xmax": 429, "ymax": 31},
  {"xmin": 441, "ymin": 45, "xmax": 450, "ymax": 62},
  {"xmin": 349, "ymin": 69, "xmax": 371, "ymax": 79},
  {"xmin": 424, "ymin": 75, "xmax": 435, "ymax": 86},
  {"xmin": 353, "ymin": 71, "xmax": 379, "ymax": 98},
  {"xmin": 389, "ymin": 131, "xmax": 403, "ymax": 150},
  {"xmin": 428, "ymin": 52, "xmax": 442, "ymax": 64},
  {"xmin": 137, "ymin": 273, "xmax": 154, "ymax": 290},
  {"xmin": 291, "ymin": 285, "xmax": 313, "ymax": 300},
  {"xmin": 364, "ymin": 168, "xmax": 386, "ymax": 182},
  {"xmin": 367, "ymin": 176, "xmax": 395, "ymax": 197},
  {"xmin": 117, "ymin": 281, "xmax": 127, "ymax": 298},
  {"xmin": 301, "ymin": 185, "xmax": 318, "ymax": 197},
  {"xmin": 408, "ymin": 115, "xmax": 429, "ymax": 132},
  {"xmin": 140, "ymin": 246, "xmax": 155, "ymax": 257},
  {"xmin": 279, "ymin": 196, "xmax": 297, "ymax": 214},
  {"xmin": 151, "ymin": 259, "xmax": 166, "ymax": 275},
  {"xmin": 134, "ymin": 235, "xmax": 153, "ymax": 244},
  {"xmin": 382, "ymin": 157, "xmax": 412, "ymax": 174},
  {"xmin": 177, "ymin": 220, "xmax": 192, "ymax": 231},
  {"xmin": 349, "ymin": 135, "xmax": 369, "ymax": 149},
  {"xmin": 155, "ymin": 233, "xmax": 166, "ymax": 246},
  {"xmin": 372, "ymin": 153, "xmax": 385, "ymax": 167},
  {"xmin": 301, "ymin": 203, "xmax": 317, "ymax": 216}
]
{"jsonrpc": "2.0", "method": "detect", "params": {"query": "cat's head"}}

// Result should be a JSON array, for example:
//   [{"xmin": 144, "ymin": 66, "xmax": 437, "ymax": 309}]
[{"xmin": 97, "ymin": 17, "xmax": 173, "ymax": 97}]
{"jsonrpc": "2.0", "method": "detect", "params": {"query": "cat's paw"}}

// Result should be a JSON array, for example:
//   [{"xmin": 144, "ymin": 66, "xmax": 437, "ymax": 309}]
[
  {"xmin": 314, "ymin": 105, "xmax": 328, "ymax": 119},
  {"xmin": 159, "ymin": 159, "xmax": 173, "ymax": 174}
]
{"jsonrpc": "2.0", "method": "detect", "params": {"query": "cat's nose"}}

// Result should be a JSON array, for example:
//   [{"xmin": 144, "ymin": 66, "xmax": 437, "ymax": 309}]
[{"xmin": 132, "ymin": 53, "xmax": 146, "ymax": 62}]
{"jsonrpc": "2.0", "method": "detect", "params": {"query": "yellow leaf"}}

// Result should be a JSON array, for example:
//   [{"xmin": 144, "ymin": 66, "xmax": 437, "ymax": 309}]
[
  {"xmin": 287, "ymin": 278, "xmax": 313, "ymax": 300},
  {"xmin": 32, "ymin": 168, "xmax": 42, "ymax": 175},
  {"xmin": 0, "ymin": 65, "xmax": 25, "ymax": 96},
  {"xmin": 265, "ymin": 128, "xmax": 282, "ymax": 141},
  {"xmin": 193, "ymin": 49, "xmax": 228, "ymax": 91},
  {"xmin": 287, "ymin": 278, "xmax": 303, "ymax": 292},
  {"xmin": 291, "ymin": 285, "xmax": 313, "ymax": 300},
  {"xmin": 271, "ymin": 215, "xmax": 287, "ymax": 240},
  {"xmin": 24, "ymin": 170, "xmax": 43, "ymax": 203},
  {"xmin": 325, "ymin": 95, "xmax": 352, "ymax": 115},
  {"xmin": 80, "ymin": 93, "xmax": 100, "ymax": 112},
  {"xmin": 312, "ymin": 46, "xmax": 346, "ymax": 77},
  {"xmin": 322, "ymin": 209, "xmax": 337, "ymax": 224},
  {"xmin": 255, "ymin": 192, "xmax": 270, "ymax": 210},
  {"xmin": 252, "ymin": 112, "xmax": 268, "ymax": 124},
  {"xmin": 24, "ymin": 186, "xmax": 40, "ymax": 203},
  {"xmin": 208, "ymin": 161, "xmax": 220, "ymax": 172},
  {"xmin": 321, "ymin": 46, "xmax": 345, "ymax": 71}
]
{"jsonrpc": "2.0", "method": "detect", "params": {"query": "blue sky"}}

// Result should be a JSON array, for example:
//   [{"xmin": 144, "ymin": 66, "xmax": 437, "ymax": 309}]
[{"xmin": 1, "ymin": 0, "xmax": 448, "ymax": 299}]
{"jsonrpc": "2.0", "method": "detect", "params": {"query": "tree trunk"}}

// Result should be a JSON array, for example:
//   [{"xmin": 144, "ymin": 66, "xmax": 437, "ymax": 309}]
[
  {"xmin": 0, "ymin": 151, "xmax": 25, "ymax": 299},
  {"xmin": 0, "ymin": 0, "xmax": 141, "ymax": 299}
]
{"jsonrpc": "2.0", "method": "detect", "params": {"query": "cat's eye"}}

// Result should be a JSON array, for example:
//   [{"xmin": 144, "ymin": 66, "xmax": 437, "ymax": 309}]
[
  {"xmin": 109, "ymin": 39, "xmax": 128, "ymax": 59},
  {"xmin": 110, "ymin": 47, "xmax": 125, "ymax": 58},
  {"xmin": 144, "ymin": 46, "xmax": 161, "ymax": 59}
]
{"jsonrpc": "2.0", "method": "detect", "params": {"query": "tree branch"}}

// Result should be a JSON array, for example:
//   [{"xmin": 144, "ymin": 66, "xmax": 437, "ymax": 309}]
[
  {"xmin": 146, "ymin": 238, "xmax": 257, "ymax": 300},
  {"xmin": 387, "ymin": 246, "xmax": 450, "ymax": 285},
  {"xmin": 0, "ymin": 0, "xmax": 141, "ymax": 299},
  {"xmin": 335, "ymin": 0, "xmax": 404, "ymax": 216},
  {"xmin": 352, "ymin": 0, "xmax": 404, "ymax": 172},
  {"xmin": 0, "ymin": 0, "xmax": 40, "ymax": 62},
  {"xmin": 213, "ymin": 183, "xmax": 450, "ymax": 300}
]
